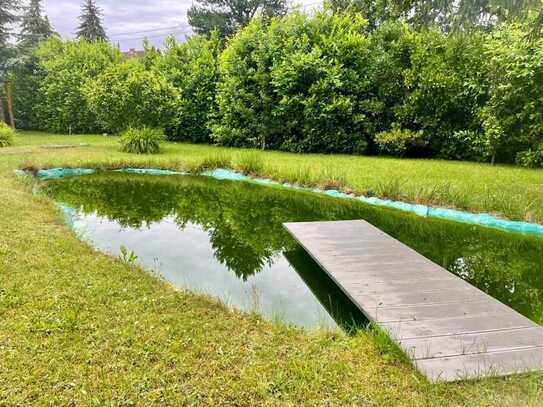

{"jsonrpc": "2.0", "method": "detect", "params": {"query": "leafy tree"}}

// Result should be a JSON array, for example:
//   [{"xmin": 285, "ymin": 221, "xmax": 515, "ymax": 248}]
[
  {"xmin": 76, "ymin": 0, "xmax": 107, "ymax": 41},
  {"xmin": 214, "ymin": 13, "xmax": 374, "ymax": 153},
  {"xmin": 188, "ymin": 0, "xmax": 287, "ymax": 38},
  {"xmin": 398, "ymin": 29, "xmax": 487, "ymax": 158},
  {"xmin": 481, "ymin": 24, "xmax": 543, "ymax": 164},
  {"xmin": 33, "ymin": 38, "xmax": 121, "ymax": 133},
  {"xmin": 155, "ymin": 33, "xmax": 221, "ymax": 142},
  {"xmin": 85, "ymin": 59, "xmax": 178, "ymax": 133},
  {"xmin": 328, "ymin": 0, "xmax": 543, "ymax": 32}
]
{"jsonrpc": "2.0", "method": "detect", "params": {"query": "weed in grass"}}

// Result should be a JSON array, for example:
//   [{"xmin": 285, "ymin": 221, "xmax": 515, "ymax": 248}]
[{"xmin": 119, "ymin": 245, "xmax": 138, "ymax": 266}]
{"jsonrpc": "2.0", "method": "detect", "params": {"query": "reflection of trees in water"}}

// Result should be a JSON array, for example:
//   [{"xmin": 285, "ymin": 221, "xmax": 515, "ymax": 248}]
[
  {"xmin": 43, "ymin": 173, "xmax": 543, "ymax": 322},
  {"xmin": 44, "ymin": 174, "xmax": 357, "ymax": 280}
]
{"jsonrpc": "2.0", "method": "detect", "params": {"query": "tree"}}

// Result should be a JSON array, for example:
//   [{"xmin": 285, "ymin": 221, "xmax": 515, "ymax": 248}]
[
  {"xmin": 33, "ymin": 38, "xmax": 121, "ymax": 133},
  {"xmin": 18, "ymin": 0, "xmax": 54, "ymax": 49},
  {"xmin": 85, "ymin": 59, "xmax": 178, "ymax": 133},
  {"xmin": 328, "ymin": 0, "xmax": 543, "ymax": 32},
  {"xmin": 155, "ymin": 33, "xmax": 221, "ymax": 143},
  {"xmin": 0, "ymin": 0, "xmax": 19, "ymax": 126},
  {"xmin": 12, "ymin": 0, "xmax": 54, "ymax": 129},
  {"xmin": 76, "ymin": 0, "xmax": 107, "ymax": 41},
  {"xmin": 188, "ymin": 0, "xmax": 287, "ymax": 38}
]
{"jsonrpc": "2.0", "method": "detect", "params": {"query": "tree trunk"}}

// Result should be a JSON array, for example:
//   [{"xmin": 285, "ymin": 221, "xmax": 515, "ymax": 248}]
[{"xmin": 5, "ymin": 81, "xmax": 15, "ymax": 129}]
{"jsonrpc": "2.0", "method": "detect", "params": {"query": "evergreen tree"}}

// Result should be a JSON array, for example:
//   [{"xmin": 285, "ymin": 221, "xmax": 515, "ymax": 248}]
[
  {"xmin": 12, "ymin": 0, "xmax": 54, "ymax": 129},
  {"xmin": 0, "ymin": 0, "xmax": 19, "ymax": 125},
  {"xmin": 18, "ymin": 0, "xmax": 54, "ymax": 49},
  {"xmin": 0, "ymin": 0, "xmax": 18, "ymax": 45},
  {"xmin": 0, "ymin": 0, "xmax": 19, "ymax": 76},
  {"xmin": 76, "ymin": 0, "xmax": 107, "ymax": 41}
]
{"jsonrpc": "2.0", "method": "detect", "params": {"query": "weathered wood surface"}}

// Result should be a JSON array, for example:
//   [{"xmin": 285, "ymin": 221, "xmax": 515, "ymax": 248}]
[{"xmin": 284, "ymin": 220, "xmax": 543, "ymax": 382}]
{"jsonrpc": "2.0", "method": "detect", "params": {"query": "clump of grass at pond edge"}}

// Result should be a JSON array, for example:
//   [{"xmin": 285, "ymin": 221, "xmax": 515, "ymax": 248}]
[
  {"xmin": 234, "ymin": 151, "xmax": 264, "ymax": 175},
  {"xmin": 184, "ymin": 152, "xmax": 233, "ymax": 173},
  {"xmin": 119, "ymin": 127, "xmax": 163, "ymax": 154}
]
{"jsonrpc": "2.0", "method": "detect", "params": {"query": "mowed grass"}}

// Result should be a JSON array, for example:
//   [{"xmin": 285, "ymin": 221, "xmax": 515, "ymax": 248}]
[
  {"xmin": 0, "ymin": 132, "xmax": 542, "ymax": 405},
  {"xmin": 13, "ymin": 131, "xmax": 543, "ymax": 223}
]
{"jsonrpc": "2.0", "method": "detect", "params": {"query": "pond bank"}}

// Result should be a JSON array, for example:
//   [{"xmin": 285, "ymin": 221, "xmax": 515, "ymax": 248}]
[
  {"xmin": 32, "ymin": 166, "xmax": 543, "ymax": 237},
  {"xmin": 2, "ymin": 134, "xmax": 543, "ymax": 405}
]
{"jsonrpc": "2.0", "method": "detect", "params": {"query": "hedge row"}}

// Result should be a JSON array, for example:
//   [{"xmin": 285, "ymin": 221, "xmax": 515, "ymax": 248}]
[{"xmin": 12, "ymin": 11, "xmax": 543, "ymax": 166}]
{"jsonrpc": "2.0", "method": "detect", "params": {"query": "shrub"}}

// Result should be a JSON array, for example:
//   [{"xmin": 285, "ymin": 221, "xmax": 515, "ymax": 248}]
[
  {"xmin": 481, "ymin": 24, "xmax": 543, "ymax": 163},
  {"xmin": 33, "ymin": 38, "xmax": 121, "ymax": 134},
  {"xmin": 119, "ymin": 128, "xmax": 163, "ymax": 154},
  {"xmin": 86, "ymin": 59, "xmax": 178, "ymax": 133},
  {"xmin": 157, "ymin": 33, "xmax": 221, "ymax": 143},
  {"xmin": 442, "ymin": 130, "xmax": 487, "ymax": 161},
  {"xmin": 213, "ymin": 12, "xmax": 372, "ymax": 154},
  {"xmin": 399, "ymin": 30, "xmax": 487, "ymax": 158},
  {"xmin": 517, "ymin": 144, "xmax": 543, "ymax": 168},
  {"xmin": 0, "ymin": 122, "xmax": 14, "ymax": 147},
  {"xmin": 375, "ymin": 127, "xmax": 426, "ymax": 157}
]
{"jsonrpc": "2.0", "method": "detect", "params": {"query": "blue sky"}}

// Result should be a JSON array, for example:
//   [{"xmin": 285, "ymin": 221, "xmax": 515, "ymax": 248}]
[{"xmin": 43, "ymin": 0, "xmax": 319, "ymax": 51}]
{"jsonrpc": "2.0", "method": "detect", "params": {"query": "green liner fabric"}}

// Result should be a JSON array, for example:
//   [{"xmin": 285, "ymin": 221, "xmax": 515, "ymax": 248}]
[
  {"xmin": 29, "ymin": 167, "xmax": 543, "ymax": 237},
  {"xmin": 36, "ymin": 168, "xmax": 96, "ymax": 180}
]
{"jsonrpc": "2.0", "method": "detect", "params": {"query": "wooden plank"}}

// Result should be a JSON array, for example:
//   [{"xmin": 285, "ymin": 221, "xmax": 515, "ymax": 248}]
[
  {"xmin": 283, "ymin": 220, "xmax": 543, "ymax": 382},
  {"xmin": 415, "ymin": 346, "xmax": 543, "ymax": 382}
]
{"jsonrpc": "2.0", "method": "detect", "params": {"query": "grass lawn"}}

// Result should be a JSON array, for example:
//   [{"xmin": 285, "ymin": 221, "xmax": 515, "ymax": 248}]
[{"xmin": 1, "ymin": 132, "xmax": 543, "ymax": 405}]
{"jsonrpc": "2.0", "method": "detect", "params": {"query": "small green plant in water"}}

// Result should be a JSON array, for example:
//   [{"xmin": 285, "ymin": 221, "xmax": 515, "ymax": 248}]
[
  {"xmin": 119, "ymin": 245, "xmax": 138, "ymax": 265},
  {"xmin": 119, "ymin": 127, "xmax": 162, "ymax": 154},
  {"xmin": 0, "ymin": 122, "xmax": 14, "ymax": 148}
]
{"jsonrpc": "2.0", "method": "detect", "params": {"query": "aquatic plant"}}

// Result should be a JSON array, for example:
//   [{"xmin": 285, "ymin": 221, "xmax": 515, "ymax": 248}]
[{"xmin": 119, "ymin": 127, "xmax": 163, "ymax": 154}]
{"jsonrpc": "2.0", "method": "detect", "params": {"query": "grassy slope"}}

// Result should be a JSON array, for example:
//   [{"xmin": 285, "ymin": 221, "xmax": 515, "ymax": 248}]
[{"xmin": 0, "ymin": 132, "xmax": 542, "ymax": 405}]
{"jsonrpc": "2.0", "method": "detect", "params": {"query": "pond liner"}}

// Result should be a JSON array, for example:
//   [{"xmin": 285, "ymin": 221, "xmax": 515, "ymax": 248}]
[
  {"xmin": 30, "ymin": 166, "xmax": 543, "ymax": 237},
  {"xmin": 36, "ymin": 168, "xmax": 97, "ymax": 180}
]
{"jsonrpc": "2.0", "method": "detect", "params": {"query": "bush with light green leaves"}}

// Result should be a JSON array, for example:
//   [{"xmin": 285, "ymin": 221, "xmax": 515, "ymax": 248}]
[
  {"xmin": 86, "ymin": 59, "xmax": 178, "ymax": 133},
  {"xmin": 32, "ymin": 38, "xmax": 121, "ymax": 134},
  {"xmin": 0, "ymin": 122, "xmax": 14, "ymax": 147}
]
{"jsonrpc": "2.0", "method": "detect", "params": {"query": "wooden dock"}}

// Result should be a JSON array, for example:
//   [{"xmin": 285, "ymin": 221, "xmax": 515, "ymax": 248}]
[{"xmin": 284, "ymin": 220, "xmax": 543, "ymax": 382}]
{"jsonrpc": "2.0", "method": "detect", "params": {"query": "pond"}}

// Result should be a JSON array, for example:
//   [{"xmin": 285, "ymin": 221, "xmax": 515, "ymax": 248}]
[{"xmin": 41, "ymin": 172, "xmax": 543, "ymax": 330}]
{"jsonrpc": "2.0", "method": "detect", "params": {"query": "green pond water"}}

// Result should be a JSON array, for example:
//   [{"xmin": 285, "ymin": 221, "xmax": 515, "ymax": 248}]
[{"xmin": 42, "ymin": 173, "xmax": 543, "ymax": 330}]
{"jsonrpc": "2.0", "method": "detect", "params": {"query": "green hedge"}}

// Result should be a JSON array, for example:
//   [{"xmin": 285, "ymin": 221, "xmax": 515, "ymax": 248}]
[{"xmin": 11, "ymin": 13, "xmax": 543, "ymax": 166}]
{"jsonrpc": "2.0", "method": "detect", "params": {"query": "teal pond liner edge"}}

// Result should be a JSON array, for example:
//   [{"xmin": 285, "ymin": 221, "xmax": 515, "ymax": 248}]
[{"xmin": 22, "ymin": 167, "xmax": 543, "ymax": 238}]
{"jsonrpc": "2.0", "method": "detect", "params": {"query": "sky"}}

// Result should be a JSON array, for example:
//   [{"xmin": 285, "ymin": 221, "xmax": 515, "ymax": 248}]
[{"xmin": 42, "ymin": 0, "xmax": 320, "ymax": 51}]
